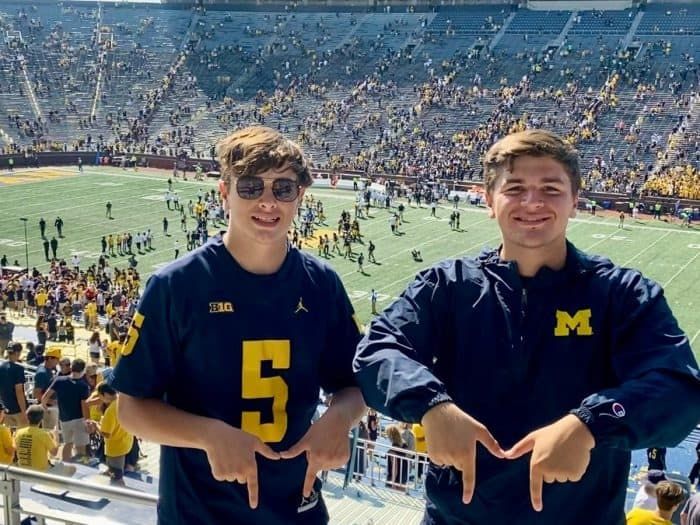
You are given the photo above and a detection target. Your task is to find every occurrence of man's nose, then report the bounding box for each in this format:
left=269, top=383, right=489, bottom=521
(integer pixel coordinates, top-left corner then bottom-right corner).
left=258, top=182, right=278, bottom=205
left=521, top=189, right=543, bottom=206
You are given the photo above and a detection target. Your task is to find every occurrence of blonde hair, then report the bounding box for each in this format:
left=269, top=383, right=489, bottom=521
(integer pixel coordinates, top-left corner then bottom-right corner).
left=217, top=126, right=312, bottom=188
left=482, top=129, right=581, bottom=194
left=385, top=424, right=404, bottom=448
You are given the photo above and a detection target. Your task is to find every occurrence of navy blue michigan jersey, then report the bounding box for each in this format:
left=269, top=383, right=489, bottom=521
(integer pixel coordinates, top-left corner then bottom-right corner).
left=354, top=241, right=700, bottom=525
left=112, top=237, right=362, bottom=525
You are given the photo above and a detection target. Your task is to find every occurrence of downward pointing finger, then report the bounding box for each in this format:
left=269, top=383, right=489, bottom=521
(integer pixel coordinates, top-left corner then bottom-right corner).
left=303, top=461, right=318, bottom=498
left=247, top=470, right=259, bottom=509
left=461, top=450, right=476, bottom=504
left=530, top=464, right=543, bottom=512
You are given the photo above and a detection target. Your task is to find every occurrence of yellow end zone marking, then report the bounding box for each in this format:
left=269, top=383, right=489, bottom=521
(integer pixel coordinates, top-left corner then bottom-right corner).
left=0, top=169, right=76, bottom=185
left=295, top=228, right=335, bottom=249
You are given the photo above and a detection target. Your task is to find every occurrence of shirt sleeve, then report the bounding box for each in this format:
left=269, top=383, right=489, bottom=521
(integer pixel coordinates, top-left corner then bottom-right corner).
left=42, top=431, right=56, bottom=451
left=51, top=378, right=64, bottom=395
left=12, top=365, right=24, bottom=386
left=112, top=274, right=178, bottom=399
left=34, top=371, right=50, bottom=391
left=80, top=383, right=90, bottom=401
left=353, top=266, right=453, bottom=423
left=319, top=272, right=362, bottom=394
left=571, top=271, right=700, bottom=449
left=0, top=427, right=13, bottom=453
left=100, top=405, right=116, bottom=435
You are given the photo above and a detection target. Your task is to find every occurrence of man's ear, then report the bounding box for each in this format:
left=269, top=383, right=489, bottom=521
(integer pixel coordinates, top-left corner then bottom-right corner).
left=570, top=194, right=579, bottom=219
left=485, top=191, right=495, bottom=219
left=218, top=180, right=230, bottom=212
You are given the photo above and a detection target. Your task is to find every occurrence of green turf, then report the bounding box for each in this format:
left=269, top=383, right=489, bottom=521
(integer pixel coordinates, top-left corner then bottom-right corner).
left=1, top=166, right=699, bottom=359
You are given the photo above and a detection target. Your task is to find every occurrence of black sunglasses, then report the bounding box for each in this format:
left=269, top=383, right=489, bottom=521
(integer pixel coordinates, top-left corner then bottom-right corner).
left=235, top=176, right=300, bottom=202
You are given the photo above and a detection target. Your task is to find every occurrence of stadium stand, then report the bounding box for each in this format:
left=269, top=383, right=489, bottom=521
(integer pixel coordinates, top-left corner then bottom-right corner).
left=1, top=1, right=697, bottom=201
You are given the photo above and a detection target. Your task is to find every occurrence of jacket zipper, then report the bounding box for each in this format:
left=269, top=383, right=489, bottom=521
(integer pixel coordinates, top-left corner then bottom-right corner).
left=520, top=288, right=528, bottom=346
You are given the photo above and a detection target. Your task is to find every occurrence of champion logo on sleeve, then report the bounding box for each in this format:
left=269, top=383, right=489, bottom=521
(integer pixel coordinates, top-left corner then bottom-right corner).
left=611, top=402, right=626, bottom=418
left=600, top=402, right=626, bottom=419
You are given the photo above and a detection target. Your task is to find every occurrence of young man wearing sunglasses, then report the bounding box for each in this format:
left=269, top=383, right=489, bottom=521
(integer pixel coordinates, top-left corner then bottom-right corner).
left=112, top=126, right=365, bottom=525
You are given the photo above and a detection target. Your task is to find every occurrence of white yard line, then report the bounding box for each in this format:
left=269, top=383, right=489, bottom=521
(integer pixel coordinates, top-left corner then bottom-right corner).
left=689, top=328, right=700, bottom=348
left=663, top=250, right=700, bottom=288
left=621, top=230, right=673, bottom=267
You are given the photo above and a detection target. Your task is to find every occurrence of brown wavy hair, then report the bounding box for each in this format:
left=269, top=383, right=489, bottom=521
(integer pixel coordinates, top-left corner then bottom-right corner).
left=217, top=126, right=312, bottom=188
left=483, top=129, right=581, bottom=195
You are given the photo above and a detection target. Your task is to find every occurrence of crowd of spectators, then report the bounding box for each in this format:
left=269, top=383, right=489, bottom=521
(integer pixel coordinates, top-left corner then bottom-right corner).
left=1, top=3, right=699, bottom=202
left=0, top=258, right=139, bottom=355
left=0, top=254, right=143, bottom=485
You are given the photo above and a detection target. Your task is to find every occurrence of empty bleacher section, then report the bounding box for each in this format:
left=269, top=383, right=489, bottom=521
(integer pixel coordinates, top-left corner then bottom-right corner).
left=0, top=2, right=698, bottom=198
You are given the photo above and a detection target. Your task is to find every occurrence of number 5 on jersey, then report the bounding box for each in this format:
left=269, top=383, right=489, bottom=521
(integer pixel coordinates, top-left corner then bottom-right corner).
left=122, top=312, right=145, bottom=357
left=241, top=340, right=290, bottom=443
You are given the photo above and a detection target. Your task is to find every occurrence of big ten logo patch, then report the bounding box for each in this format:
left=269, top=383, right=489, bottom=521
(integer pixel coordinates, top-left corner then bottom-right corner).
left=209, top=302, right=234, bottom=313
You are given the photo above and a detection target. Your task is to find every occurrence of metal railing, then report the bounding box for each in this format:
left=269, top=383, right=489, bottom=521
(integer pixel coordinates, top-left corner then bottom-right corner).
left=0, top=465, right=157, bottom=525
left=22, top=364, right=36, bottom=403
left=346, top=435, right=429, bottom=496
left=0, top=425, right=696, bottom=524
left=0, top=434, right=426, bottom=525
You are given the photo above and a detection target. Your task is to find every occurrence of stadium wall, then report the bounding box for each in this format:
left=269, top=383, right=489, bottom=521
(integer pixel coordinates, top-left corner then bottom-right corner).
left=163, top=0, right=514, bottom=9
left=527, top=1, right=633, bottom=10
left=2, top=153, right=699, bottom=212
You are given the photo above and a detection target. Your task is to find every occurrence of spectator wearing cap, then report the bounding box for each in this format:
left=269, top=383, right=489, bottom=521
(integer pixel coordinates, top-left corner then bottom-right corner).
left=41, top=358, right=90, bottom=461
left=0, top=314, right=14, bottom=352
left=0, top=402, right=15, bottom=464
left=84, top=364, right=102, bottom=394
left=0, top=342, right=28, bottom=428
left=34, top=346, right=61, bottom=432
left=633, top=470, right=668, bottom=511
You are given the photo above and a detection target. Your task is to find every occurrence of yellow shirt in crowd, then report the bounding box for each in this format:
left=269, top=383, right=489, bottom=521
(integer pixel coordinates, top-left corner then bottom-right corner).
left=86, top=391, right=104, bottom=422
left=14, top=426, right=56, bottom=471
left=84, top=302, right=97, bottom=318
left=35, top=291, right=48, bottom=308
left=100, top=401, right=133, bottom=457
left=0, top=424, right=14, bottom=464
left=107, top=341, right=122, bottom=366
left=412, top=423, right=427, bottom=454
left=625, top=508, right=672, bottom=525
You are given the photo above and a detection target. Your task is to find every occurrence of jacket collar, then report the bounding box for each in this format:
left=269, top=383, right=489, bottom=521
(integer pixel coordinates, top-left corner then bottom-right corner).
left=477, top=240, right=593, bottom=290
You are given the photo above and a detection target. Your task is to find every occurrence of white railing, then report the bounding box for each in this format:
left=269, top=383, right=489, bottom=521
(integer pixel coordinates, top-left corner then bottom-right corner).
left=348, top=436, right=429, bottom=496
left=1, top=424, right=696, bottom=524
left=0, top=465, right=157, bottom=525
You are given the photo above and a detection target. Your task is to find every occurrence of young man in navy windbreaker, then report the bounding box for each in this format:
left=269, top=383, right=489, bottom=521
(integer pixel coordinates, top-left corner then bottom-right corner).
left=353, top=129, right=700, bottom=525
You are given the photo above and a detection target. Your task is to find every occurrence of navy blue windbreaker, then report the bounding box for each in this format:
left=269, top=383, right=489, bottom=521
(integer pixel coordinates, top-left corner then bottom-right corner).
left=353, top=241, right=700, bottom=525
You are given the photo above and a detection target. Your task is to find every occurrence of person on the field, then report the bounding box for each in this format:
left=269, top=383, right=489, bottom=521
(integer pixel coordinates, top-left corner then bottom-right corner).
left=113, top=126, right=365, bottom=524
left=353, top=129, right=700, bottom=525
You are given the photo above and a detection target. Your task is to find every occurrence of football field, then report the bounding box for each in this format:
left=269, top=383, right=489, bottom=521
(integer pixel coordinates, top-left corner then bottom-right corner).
left=0, top=166, right=698, bottom=360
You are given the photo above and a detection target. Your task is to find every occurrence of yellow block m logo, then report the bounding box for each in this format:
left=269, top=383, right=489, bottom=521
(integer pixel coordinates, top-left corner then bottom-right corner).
left=554, top=309, right=593, bottom=336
